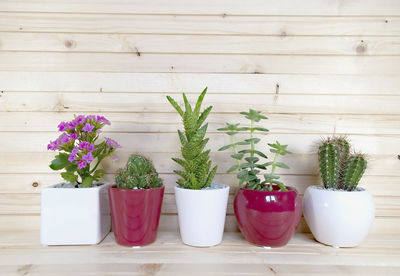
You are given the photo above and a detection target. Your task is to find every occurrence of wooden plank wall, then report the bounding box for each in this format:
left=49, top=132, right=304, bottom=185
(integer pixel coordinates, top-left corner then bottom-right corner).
left=0, top=0, right=399, bottom=233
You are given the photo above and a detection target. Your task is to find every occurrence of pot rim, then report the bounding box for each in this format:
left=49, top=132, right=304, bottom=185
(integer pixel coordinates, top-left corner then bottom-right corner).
left=238, top=185, right=298, bottom=194
left=109, top=184, right=165, bottom=191
left=174, top=183, right=229, bottom=192
left=45, top=182, right=109, bottom=190
left=307, top=185, right=367, bottom=193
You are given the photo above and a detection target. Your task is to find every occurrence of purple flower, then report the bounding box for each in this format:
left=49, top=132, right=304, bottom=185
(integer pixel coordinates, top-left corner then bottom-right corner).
left=68, top=121, right=77, bottom=130
left=47, top=140, right=58, bottom=151
left=79, top=141, right=89, bottom=149
left=105, top=137, right=121, bottom=148
left=82, top=152, right=94, bottom=164
left=70, top=132, right=79, bottom=140
left=58, top=122, right=68, bottom=132
left=96, top=116, right=111, bottom=125
left=58, top=133, right=70, bottom=144
left=87, top=143, right=95, bottom=152
left=78, top=160, right=87, bottom=169
left=68, top=154, right=75, bottom=162
left=74, top=115, right=86, bottom=125
left=71, top=147, right=79, bottom=155
left=82, top=123, right=94, bottom=132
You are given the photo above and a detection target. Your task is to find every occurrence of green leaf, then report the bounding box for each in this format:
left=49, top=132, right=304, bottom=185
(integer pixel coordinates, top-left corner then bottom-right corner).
left=194, top=87, right=207, bottom=116
left=166, top=96, right=184, bottom=117
left=93, top=169, right=105, bottom=181
left=264, top=174, right=280, bottom=180
left=61, top=171, right=78, bottom=183
left=253, top=127, right=269, bottom=132
left=218, top=144, right=233, bottom=151
left=49, top=153, right=70, bottom=170
left=275, top=162, right=290, bottom=169
left=244, top=138, right=261, bottom=144
left=245, top=156, right=259, bottom=163
left=231, top=153, right=244, bottom=160
left=239, top=149, right=268, bottom=159
left=81, top=176, right=94, bottom=188
left=227, top=165, right=239, bottom=173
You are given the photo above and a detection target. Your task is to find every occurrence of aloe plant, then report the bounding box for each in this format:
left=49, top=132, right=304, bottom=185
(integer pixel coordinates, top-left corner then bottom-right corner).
left=218, top=109, right=291, bottom=191
left=318, top=137, right=367, bottom=191
left=115, top=154, right=162, bottom=189
left=167, top=88, right=217, bottom=189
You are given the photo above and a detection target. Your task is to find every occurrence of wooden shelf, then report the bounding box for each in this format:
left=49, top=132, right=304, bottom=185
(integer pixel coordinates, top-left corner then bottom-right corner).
left=0, top=231, right=399, bottom=275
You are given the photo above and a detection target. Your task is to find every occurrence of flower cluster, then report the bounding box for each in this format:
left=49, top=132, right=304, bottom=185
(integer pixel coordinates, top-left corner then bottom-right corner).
left=47, top=115, right=121, bottom=187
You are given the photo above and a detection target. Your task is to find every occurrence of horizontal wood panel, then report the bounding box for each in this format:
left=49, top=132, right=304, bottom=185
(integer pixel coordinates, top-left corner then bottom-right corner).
left=1, top=263, right=399, bottom=276
left=2, top=72, right=400, bottom=94
left=0, top=215, right=398, bottom=234
left=1, top=174, right=398, bottom=197
left=2, top=33, right=400, bottom=56
left=1, top=52, right=400, bottom=74
left=2, top=92, right=400, bottom=114
left=1, top=112, right=399, bottom=135
left=1, top=13, right=399, bottom=36
left=0, top=193, right=397, bottom=217
left=0, top=133, right=397, bottom=155
left=0, top=152, right=398, bottom=177
left=1, top=0, right=400, bottom=16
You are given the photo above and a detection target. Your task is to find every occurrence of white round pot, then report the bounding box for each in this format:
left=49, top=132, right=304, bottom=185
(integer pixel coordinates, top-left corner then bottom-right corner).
left=303, top=185, right=375, bottom=248
left=175, top=183, right=230, bottom=247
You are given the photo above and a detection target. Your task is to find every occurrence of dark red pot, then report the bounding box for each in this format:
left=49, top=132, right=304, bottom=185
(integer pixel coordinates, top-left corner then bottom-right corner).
left=108, top=185, right=164, bottom=246
left=234, top=186, right=302, bottom=247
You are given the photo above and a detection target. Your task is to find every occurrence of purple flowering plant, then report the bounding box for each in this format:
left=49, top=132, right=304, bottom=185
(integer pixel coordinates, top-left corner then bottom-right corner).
left=47, top=115, right=121, bottom=188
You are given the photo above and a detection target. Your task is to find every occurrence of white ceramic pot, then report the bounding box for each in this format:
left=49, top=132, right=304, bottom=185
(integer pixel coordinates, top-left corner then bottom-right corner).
left=175, top=183, right=230, bottom=247
left=303, top=185, right=375, bottom=248
left=41, top=182, right=111, bottom=245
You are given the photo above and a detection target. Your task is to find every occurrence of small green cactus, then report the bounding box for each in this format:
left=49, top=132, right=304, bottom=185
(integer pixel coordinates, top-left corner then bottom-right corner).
left=115, top=154, right=162, bottom=189
left=318, top=137, right=367, bottom=191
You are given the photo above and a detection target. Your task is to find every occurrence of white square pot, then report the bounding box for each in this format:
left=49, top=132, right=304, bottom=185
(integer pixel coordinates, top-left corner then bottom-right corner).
left=41, top=183, right=111, bottom=245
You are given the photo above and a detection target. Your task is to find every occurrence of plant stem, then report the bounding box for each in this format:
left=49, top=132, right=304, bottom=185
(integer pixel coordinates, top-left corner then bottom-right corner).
left=250, top=119, right=255, bottom=157
left=231, top=135, right=241, bottom=170
left=270, top=151, right=279, bottom=176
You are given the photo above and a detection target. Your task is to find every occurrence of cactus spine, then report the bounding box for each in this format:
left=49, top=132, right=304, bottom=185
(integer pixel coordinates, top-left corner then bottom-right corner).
left=318, top=137, right=367, bottom=191
left=115, top=154, right=162, bottom=189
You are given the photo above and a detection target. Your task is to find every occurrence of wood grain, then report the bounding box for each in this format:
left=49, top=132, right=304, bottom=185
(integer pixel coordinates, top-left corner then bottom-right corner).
left=1, top=13, right=399, bottom=36
left=1, top=0, right=400, bottom=16
left=1, top=33, right=400, bottom=56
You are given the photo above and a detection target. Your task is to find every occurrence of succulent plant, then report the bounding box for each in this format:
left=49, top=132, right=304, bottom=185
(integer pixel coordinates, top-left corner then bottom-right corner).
left=218, top=109, right=291, bottom=191
left=166, top=87, right=217, bottom=190
left=318, top=137, right=367, bottom=191
left=115, top=154, right=162, bottom=189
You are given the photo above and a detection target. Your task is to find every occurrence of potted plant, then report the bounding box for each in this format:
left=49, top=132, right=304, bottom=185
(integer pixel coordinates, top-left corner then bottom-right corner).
left=218, top=109, right=302, bottom=247
left=42, top=115, right=121, bottom=245
left=166, top=88, right=230, bottom=247
left=303, top=137, right=375, bottom=248
left=109, top=154, right=164, bottom=247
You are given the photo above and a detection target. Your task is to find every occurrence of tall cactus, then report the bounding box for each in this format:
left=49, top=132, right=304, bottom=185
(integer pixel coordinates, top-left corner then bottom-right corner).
left=318, top=137, right=367, bottom=191
left=318, top=141, right=340, bottom=189
left=343, top=154, right=367, bottom=191
left=115, top=154, right=162, bottom=189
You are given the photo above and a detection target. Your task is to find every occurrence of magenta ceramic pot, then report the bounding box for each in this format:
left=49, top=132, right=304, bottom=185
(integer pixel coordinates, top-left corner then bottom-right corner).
left=109, top=185, right=164, bottom=247
left=234, top=186, right=302, bottom=247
